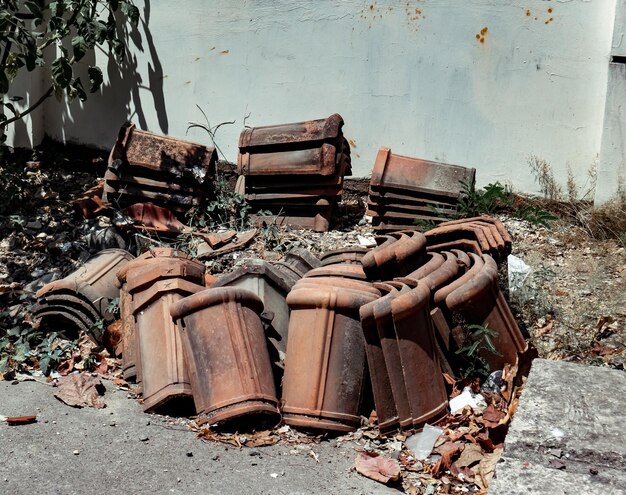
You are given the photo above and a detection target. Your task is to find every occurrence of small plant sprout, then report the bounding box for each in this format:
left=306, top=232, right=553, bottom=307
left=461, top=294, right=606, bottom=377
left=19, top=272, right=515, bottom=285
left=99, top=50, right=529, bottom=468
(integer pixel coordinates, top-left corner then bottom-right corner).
left=455, top=323, right=502, bottom=379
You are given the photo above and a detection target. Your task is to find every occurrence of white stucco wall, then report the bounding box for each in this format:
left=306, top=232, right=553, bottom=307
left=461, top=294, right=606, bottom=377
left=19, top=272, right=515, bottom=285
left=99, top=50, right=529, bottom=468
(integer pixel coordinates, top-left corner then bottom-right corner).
left=597, top=0, right=626, bottom=204
left=10, top=0, right=620, bottom=199
left=597, top=63, right=626, bottom=204
left=4, top=69, right=44, bottom=149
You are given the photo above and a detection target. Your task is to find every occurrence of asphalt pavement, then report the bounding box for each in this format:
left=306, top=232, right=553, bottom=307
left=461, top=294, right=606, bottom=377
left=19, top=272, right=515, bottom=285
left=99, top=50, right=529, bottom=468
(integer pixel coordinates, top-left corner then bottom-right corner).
left=0, top=378, right=398, bottom=495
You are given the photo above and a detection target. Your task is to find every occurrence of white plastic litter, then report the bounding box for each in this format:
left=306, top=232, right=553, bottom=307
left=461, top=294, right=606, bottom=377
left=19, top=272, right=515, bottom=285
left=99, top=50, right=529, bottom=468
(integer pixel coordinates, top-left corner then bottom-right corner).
left=507, top=254, right=531, bottom=295
left=357, top=235, right=377, bottom=248
left=405, top=424, right=444, bottom=460
left=449, top=386, right=488, bottom=414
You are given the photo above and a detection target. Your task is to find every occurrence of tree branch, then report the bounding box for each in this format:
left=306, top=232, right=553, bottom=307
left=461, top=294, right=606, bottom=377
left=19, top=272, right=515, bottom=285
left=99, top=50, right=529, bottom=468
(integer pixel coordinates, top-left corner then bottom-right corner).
left=1, top=85, right=53, bottom=127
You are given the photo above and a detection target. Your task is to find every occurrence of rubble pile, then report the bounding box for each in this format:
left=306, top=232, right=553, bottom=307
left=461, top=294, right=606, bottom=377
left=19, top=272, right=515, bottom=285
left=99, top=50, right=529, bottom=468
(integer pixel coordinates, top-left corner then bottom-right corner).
left=4, top=119, right=539, bottom=493
left=32, top=217, right=526, bottom=430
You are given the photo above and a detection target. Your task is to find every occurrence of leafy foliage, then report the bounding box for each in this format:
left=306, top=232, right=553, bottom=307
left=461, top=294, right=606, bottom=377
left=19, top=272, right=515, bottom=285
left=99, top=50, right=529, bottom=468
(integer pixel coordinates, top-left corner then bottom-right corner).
left=186, top=173, right=251, bottom=231
left=455, top=324, right=502, bottom=379
left=514, top=204, right=558, bottom=228
left=456, top=177, right=557, bottom=228
left=0, top=153, right=27, bottom=213
left=457, top=178, right=512, bottom=217
left=0, top=0, right=139, bottom=138
left=185, top=106, right=250, bottom=230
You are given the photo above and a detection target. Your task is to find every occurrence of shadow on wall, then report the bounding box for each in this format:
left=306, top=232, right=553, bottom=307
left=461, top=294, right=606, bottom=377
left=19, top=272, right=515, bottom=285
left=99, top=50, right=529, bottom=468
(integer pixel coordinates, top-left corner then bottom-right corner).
left=45, top=0, right=168, bottom=150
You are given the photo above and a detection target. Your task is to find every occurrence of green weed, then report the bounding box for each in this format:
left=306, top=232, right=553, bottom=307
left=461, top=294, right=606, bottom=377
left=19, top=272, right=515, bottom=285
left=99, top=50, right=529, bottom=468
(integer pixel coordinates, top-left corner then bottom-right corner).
left=455, top=324, right=502, bottom=379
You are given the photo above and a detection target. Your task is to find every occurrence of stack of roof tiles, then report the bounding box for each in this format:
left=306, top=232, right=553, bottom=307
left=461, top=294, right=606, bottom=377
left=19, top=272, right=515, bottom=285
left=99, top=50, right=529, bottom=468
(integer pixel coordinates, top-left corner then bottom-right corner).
left=33, top=249, right=135, bottom=344
left=281, top=247, right=379, bottom=432
left=236, top=114, right=351, bottom=232
left=103, top=122, right=217, bottom=214
left=425, top=216, right=513, bottom=263
left=367, top=147, right=475, bottom=233
left=354, top=224, right=526, bottom=434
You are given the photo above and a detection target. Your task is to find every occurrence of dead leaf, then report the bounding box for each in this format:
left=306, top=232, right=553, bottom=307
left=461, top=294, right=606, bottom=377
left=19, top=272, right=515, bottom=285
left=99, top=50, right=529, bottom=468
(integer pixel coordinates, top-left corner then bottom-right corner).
left=482, top=404, right=507, bottom=428
left=112, top=377, right=128, bottom=387
left=363, top=430, right=379, bottom=439
left=94, top=359, right=108, bottom=375
left=354, top=452, right=401, bottom=484
left=56, top=355, right=78, bottom=376
left=548, top=459, right=566, bottom=470
left=535, top=319, right=554, bottom=337
left=407, top=484, right=420, bottom=495
left=433, top=441, right=464, bottom=473
left=54, top=374, right=106, bottom=409
left=77, top=334, right=97, bottom=360
left=0, top=282, right=21, bottom=294
left=454, top=443, right=484, bottom=469
left=475, top=431, right=498, bottom=452
left=500, top=363, right=518, bottom=403
left=243, top=430, right=280, bottom=447
left=368, top=409, right=378, bottom=425
left=508, top=396, right=519, bottom=417
left=103, top=320, right=123, bottom=354
left=474, top=448, right=503, bottom=489
left=442, top=373, right=456, bottom=386
left=450, top=463, right=475, bottom=482
left=197, top=429, right=241, bottom=447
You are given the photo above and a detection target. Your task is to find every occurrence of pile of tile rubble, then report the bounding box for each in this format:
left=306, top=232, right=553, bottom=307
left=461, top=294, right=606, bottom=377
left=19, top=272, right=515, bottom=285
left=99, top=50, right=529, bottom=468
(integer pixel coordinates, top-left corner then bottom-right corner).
left=34, top=115, right=528, bottom=434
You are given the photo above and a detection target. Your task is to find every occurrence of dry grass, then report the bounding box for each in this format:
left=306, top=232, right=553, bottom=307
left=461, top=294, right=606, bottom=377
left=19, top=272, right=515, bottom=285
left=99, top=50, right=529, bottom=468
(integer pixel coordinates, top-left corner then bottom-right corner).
left=526, top=156, right=626, bottom=247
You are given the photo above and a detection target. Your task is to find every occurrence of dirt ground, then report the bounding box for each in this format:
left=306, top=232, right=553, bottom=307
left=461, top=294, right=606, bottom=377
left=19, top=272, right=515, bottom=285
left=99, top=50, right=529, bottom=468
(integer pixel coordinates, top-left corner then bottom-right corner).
left=506, top=216, right=626, bottom=368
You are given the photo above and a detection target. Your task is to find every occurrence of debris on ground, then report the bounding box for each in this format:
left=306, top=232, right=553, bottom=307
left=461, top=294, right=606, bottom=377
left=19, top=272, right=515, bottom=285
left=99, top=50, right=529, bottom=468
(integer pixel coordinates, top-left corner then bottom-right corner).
left=53, top=373, right=106, bottom=409
left=354, top=452, right=402, bottom=484
left=1, top=124, right=624, bottom=494
left=1, top=415, right=37, bottom=425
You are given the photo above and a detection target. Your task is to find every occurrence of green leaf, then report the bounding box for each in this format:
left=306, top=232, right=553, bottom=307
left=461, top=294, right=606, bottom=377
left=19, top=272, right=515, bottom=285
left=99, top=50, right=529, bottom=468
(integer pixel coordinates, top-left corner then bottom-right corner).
left=51, top=56, right=72, bottom=88
left=483, top=334, right=502, bottom=356
left=0, top=70, right=8, bottom=94
left=49, top=2, right=63, bottom=16
left=38, top=355, right=50, bottom=375
left=110, top=38, right=125, bottom=62
left=7, top=326, right=21, bottom=337
left=24, top=1, right=43, bottom=19
left=87, top=66, right=103, bottom=92
left=467, top=340, right=480, bottom=357
left=0, top=355, right=9, bottom=373
left=4, top=102, right=17, bottom=116
left=13, top=342, right=30, bottom=362
left=68, top=77, right=87, bottom=101
left=72, top=35, right=88, bottom=61
left=93, top=20, right=108, bottom=43
left=121, top=2, right=140, bottom=26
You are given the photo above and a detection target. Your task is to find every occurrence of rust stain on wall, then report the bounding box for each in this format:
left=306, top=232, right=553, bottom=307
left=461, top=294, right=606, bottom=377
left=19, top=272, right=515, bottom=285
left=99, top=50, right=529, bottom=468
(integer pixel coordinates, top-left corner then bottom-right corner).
left=360, top=2, right=384, bottom=27
left=476, top=26, right=488, bottom=44
left=360, top=1, right=423, bottom=31
left=524, top=7, right=555, bottom=25
left=404, top=0, right=423, bottom=31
